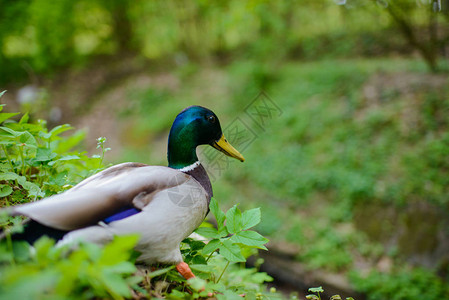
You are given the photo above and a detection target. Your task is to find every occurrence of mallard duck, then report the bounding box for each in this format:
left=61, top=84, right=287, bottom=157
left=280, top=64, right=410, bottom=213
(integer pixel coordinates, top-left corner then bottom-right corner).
left=4, top=105, right=244, bottom=279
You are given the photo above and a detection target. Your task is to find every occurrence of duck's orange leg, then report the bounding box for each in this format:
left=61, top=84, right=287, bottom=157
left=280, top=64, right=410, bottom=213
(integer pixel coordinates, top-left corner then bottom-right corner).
left=176, top=262, right=195, bottom=279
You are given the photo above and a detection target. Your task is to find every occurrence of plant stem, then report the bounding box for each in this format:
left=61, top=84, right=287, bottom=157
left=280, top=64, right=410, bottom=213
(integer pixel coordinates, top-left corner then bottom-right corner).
left=2, top=145, right=14, bottom=172
left=216, top=261, right=230, bottom=283
left=206, top=251, right=215, bottom=262
left=19, top=145, right=25, bottom=175
left=5, top=232, right=15, bottom=266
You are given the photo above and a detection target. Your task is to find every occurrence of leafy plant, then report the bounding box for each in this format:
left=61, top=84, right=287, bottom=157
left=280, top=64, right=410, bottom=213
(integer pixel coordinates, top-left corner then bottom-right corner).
left=0, top=104, right=106, bottom=210
left=0, top=235, right=142, bottom=300
left=196, top=198, right=268, bottom=263
left=350, top=268, right=449, bottom=300
left=136, top=199, right=273, bottom=299
left=305, top=286, right=354, bottom=300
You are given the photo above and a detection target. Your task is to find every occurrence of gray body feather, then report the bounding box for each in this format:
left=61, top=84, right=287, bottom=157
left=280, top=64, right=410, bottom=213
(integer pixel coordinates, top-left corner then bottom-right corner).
left=11, top=162, right=210, bottom=264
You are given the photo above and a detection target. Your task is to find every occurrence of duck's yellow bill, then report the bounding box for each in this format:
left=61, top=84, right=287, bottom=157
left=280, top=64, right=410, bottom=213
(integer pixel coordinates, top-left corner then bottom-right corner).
left=212, top=135, right=245, bottom=162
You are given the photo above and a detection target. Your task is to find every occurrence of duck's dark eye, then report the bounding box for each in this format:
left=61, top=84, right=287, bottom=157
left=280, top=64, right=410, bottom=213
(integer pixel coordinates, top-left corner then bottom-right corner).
left=207, top=115, right=216, bottom=123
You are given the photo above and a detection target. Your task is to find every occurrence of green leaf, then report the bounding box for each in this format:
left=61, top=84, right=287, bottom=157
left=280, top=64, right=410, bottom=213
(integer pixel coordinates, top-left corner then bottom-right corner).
left=230, top=230, right=268, bottom=249
left=241, top=208, right=261, bottom=230
left=189, top=264, right=215, bottom=273
left=102, top=272, right=131, bottom=298
left=16, top=175, right=43, bottom=197
left=0, top=112, right=20, bottom=124
left=0, top=90, right=6, bottom=98
left=0, top=172, right=20, bottom=181
left=202, top=239, right=221, bottom=255
left=187, top=277, right=207, bottom=291
left=35, top=148, right=57, bottom=162
left=99, top=235, right=139, bottom=265
left=105, top=261, right=136, bottom=274
left=147, top=266, right=175, bottom=278
left=188, top=240, right=206, bottom=251
left=0, top=126, right=21, bottom=137
left=47, top=155, right=80, bottom=166
left=309, top=286, right=324, bottom=293
left=195, top=227, right=220, bottom=239
left=168, top=289, right=186, bottom=298
left=54, top=130, right=85, bottom=153
left=0, top=184, right=13, bottom=197
left=210, top=197, right=226, bottom=230
left=19, top=131, right=37, bottom=147
left=19, top=112, right=29, bottom=124
left=219, top=239, right=245, bottom=262
left=48, top=124, right=73, bottom=138
left=225, top=205, right=242, bottom=234
left=216, top=290, right=243, bottom=300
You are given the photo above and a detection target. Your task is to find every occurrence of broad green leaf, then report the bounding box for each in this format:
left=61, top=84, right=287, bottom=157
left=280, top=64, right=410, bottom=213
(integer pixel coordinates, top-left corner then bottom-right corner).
left=168, top=290, right=186, bottom=298
left=202, top=239, right=221, bottom=255
left=102, top=272, right=131, bottom=297
left=57, top=154, right=80, bottom=161
left=0, top=172, right=20, bottom=181
left=0, top=126, right=20, bottom=137
left=104, top=261, right=136, bottom=274
left=210, top=197, right=225, bottom=229
left=241, top=208, right=261, bottom=230
left=16, top=175, right=43, bottom=197
left=219, top=239, right=245, bottom=262
left=230, top=230, right=268, bottom=249
left=0, top=184, right=13, bottom=197
left=189, top=264, right=215, bottom=273
left=216, top=290, right=243, bottom=300
left=47, top=155, right=80, bottom=166
left=0, top=90, right=6, bottom=98
left=48, top=124, right=73, bottom=139
left=187, top=277, right=207, bottom=291
left=188, top=240, right=206, bottom=251
left=225, top=205, right=242, bottom=234
left=0, top=163, right=10, bottom=171
left=195, top=227, right=220, bottom=239
left=19, top=112, right=29, bottom=124
left=54, top=130, right=85, bottom=153
left=19, top=131, right=37, bottom=147
left=0, top=112, right=20, bottom=124
left=309, top=286, right=324, bottom=293
left=147, top=266, right=174, bottom=278
left=35, top=148, right=57, bottom=162
left=100, top=235, right=139, bottom=264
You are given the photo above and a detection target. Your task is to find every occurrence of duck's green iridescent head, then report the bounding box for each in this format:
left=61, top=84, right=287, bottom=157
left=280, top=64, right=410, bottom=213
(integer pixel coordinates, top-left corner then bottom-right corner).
left=168, top=106, right=244, bottom=169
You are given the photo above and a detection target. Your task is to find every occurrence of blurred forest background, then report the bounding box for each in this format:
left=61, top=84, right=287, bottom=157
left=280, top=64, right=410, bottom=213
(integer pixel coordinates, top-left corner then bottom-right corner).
left=1, top=0, right=449, bottom=299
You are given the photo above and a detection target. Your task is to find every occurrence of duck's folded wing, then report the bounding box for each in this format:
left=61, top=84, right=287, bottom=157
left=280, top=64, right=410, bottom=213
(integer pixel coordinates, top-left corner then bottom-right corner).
left=10, top=163, right=191, bottom=231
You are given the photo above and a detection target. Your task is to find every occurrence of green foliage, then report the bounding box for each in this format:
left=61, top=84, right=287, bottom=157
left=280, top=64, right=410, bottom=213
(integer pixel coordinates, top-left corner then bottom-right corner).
left=0, top=105, right=106, bottom=209
left=0, top=235, right=142, bottom=300
left=305, top=286, right=355, bottom=300
left=1, top=0, right=448, bottom=83
left=196, top=199, right=268, bottom=263
left=350, top=268, right=449, bottom=300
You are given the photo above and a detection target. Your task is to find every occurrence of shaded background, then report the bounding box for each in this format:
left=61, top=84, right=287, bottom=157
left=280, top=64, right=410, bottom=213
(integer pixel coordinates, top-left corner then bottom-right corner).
left=1, top=0, right=449, bottom=299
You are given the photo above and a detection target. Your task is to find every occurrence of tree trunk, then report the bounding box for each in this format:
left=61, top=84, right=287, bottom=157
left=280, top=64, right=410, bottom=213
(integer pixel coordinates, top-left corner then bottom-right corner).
left=386, top=3, right=439, bottom=72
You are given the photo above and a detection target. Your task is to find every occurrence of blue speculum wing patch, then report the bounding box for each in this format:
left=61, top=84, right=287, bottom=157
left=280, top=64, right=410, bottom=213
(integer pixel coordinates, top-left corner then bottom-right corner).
left=103, top=206, right=141, bottom=223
